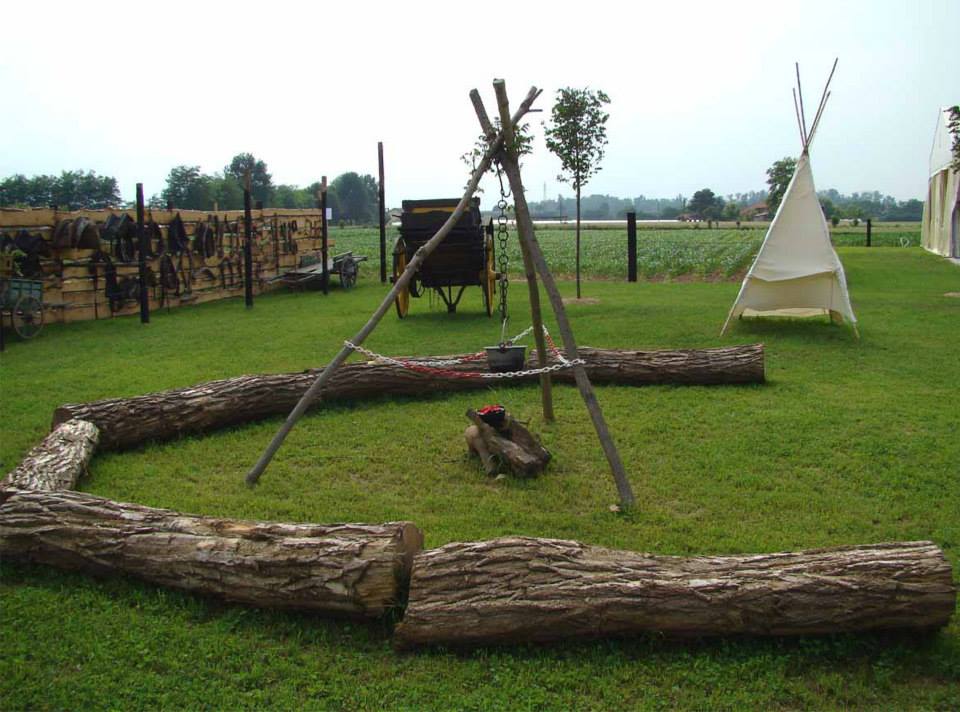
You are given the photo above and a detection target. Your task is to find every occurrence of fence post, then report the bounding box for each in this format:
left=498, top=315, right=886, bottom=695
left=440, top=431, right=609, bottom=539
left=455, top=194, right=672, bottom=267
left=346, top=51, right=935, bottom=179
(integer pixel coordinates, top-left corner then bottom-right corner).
left=136, top=183, right=150, bottom=324
left=866, top=218, right=872, bottom=247
left=243, top=172, right=254, bottom=308
left=320, top=177, right=329, bottom=296
left=627, top=212, right=637, bottom=282
left=378, top=142, right=387, bottom=283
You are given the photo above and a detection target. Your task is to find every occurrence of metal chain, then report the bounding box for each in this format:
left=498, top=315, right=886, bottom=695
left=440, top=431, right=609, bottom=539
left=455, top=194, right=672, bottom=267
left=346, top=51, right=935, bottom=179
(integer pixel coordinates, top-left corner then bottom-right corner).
left=342, top=325, right=585, bottom=381
left=495, top=167, right=511, bottom=343
left=344, top=340, right=583, bottom=380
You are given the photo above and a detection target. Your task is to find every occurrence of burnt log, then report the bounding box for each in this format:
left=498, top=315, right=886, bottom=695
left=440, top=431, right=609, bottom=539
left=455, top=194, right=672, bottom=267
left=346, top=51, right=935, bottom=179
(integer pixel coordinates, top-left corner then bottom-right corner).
left=2, top=419, right=99, bottom=491
left=394, top=537, right=956, bottom=648
left=465, top=409, right=550, bottom=477
left=53, top=345, right=764, bottom=450
left=0, top=488, right=423, bottom=617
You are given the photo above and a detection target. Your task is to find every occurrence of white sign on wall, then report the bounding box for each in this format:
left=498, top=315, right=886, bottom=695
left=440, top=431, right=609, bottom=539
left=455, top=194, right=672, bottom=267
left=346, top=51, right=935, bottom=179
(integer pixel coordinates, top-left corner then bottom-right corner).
left=326, top=208, right=333, bottom=220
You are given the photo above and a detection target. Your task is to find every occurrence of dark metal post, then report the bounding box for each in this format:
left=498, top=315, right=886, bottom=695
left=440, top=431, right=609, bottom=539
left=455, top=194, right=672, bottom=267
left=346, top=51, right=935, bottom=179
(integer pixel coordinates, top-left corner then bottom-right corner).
left=626, top=211, right=637, bottom=282
left=320, top=176, right=329, bottom=296
left=866, top=218, right=872, bottom=247
left=243, top=172, right=254, bottom=308
left=378, top=142, right=387, bottom=282
left=166, top=199, right=173, bottom=211
left=136, top=183, right=150, bottom=324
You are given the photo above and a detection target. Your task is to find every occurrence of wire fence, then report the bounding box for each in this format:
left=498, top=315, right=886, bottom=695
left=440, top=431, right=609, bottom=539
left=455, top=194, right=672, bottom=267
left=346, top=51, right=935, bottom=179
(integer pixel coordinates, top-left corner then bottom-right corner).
left=329, top=225, right=922, bottom=281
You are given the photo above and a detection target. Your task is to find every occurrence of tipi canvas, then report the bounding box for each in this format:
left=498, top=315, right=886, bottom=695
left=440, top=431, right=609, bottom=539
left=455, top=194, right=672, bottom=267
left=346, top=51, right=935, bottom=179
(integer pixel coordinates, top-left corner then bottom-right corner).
left=920, top=107, right=959, bottom=258
left=722, top=61, right=857, bottom=336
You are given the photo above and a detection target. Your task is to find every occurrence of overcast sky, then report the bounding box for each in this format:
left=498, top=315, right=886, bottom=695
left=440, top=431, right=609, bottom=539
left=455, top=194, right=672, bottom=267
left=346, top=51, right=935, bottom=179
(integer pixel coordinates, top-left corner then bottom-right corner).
left=1, top=0, right=956, bottom=207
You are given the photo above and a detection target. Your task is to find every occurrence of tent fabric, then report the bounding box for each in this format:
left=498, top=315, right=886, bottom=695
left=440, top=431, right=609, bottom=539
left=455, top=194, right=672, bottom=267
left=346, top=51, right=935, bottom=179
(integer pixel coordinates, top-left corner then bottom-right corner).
left=722, top=152, right=857, bottom=334
left=921, top=108, right=960, bottom=258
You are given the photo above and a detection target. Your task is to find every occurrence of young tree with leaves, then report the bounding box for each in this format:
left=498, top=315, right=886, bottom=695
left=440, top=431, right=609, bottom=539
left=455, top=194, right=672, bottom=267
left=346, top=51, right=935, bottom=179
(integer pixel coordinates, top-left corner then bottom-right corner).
left=544, top=87, right=610, bottom=298
left=766, top=157, right=797, bottom=215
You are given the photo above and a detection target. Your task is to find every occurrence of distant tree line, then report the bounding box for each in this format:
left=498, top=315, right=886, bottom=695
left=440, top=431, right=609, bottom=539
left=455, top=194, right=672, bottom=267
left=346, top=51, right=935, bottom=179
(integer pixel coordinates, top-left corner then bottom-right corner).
left=0, top=154, right=383, bottom=224
left=527, top=182, right=923, bottom=222
left=151, top=153, right=382, bottom=223
left=0, top=171, right=121, bottom=209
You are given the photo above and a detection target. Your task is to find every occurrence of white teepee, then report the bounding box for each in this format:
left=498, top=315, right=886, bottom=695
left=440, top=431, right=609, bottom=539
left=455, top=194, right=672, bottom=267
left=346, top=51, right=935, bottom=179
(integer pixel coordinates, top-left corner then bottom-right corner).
left=722, top=61, right=857, bottom=336
left=920, top=107, right=959, bottom=258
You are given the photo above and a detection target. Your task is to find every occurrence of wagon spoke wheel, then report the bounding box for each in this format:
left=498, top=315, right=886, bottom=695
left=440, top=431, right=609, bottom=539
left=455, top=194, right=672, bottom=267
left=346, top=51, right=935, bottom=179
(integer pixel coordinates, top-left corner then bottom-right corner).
left=393, top=239, right=410, bottom=319
left=12, top=295, right=43, bottom=339
left=483, top=235, right=495, bottom=317
left=340, top=257, right=358, bottom=290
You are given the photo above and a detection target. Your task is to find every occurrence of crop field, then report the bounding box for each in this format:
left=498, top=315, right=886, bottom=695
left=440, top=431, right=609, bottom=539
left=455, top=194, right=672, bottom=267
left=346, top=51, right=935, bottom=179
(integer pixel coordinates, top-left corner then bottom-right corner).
left=1, top=245, right=957, bottom=710
left=331, top=223, right=921, bottom=281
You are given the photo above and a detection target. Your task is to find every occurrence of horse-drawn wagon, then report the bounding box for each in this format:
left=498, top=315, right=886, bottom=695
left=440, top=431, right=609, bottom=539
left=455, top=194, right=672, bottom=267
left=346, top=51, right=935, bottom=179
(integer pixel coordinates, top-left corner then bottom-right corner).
left=391, top=198, right=495, bottom=318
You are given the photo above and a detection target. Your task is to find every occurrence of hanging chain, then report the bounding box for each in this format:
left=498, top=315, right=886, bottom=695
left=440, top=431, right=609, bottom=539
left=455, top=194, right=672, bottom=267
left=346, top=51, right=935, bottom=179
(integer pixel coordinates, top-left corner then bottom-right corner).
left=496, top=166, right=511, bottom=344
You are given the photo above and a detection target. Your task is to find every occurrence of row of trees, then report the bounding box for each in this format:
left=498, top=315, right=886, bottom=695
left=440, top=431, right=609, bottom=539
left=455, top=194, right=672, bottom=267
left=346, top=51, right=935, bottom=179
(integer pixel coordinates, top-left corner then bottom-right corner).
left=0, top=155, right=383, bottom=223
left=153, top=154, right=381, bottom=222
left=0, top=171, right=121, bottom=210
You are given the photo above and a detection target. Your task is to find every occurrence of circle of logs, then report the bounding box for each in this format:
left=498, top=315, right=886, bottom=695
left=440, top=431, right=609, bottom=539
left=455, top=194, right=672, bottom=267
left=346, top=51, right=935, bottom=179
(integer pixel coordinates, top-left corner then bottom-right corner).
left=1, top=345, right=955, bottom=649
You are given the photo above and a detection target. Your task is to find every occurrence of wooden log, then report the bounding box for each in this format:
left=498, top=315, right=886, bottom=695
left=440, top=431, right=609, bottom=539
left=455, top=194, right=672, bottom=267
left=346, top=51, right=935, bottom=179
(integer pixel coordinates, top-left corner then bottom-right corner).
left=1, top=420, right=99, bottom=491
left=394, top=537, right=957, bottom=648
left=465, top=409, right=550, bottom=477
left=0, top=488, right=423, bottom=618
left=52, top=345, right=765, bottom=451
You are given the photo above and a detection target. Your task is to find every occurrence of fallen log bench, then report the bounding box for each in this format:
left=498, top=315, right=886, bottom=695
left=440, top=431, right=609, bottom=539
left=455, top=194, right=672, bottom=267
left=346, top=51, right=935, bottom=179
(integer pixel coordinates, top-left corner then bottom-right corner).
left=1, top=419, right=99, bottom=492
left=52, top=344, right=765, bottom=450
left=394, top=536, right=956, bottom=648
left=0, top=488, right=423, bottom=618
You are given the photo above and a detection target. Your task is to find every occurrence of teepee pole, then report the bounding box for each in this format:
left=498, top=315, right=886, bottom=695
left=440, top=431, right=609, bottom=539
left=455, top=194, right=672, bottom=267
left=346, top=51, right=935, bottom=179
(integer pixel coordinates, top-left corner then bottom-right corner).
left=795, top=62, right=808, bottom=147
left=792, top=89, right=806, bottom=147
left=244, top=86, right=542, bottom=487
left=482, top=79, right=636, bottom=508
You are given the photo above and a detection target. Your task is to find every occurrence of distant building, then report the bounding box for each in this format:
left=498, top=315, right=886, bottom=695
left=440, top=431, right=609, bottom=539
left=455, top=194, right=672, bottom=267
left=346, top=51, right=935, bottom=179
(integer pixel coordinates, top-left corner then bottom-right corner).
left=741, top=201, right=769, bottom=221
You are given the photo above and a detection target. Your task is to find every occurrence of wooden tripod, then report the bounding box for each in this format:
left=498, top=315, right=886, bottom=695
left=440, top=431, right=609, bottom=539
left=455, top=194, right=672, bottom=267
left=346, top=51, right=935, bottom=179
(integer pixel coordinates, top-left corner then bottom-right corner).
left=245, top=81, right=635, bottom=508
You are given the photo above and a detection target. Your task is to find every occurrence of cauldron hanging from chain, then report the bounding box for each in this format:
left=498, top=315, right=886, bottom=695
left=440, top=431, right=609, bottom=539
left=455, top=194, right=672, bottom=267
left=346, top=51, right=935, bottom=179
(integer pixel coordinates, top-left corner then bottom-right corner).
left=485, top=165, right=527, bottom=373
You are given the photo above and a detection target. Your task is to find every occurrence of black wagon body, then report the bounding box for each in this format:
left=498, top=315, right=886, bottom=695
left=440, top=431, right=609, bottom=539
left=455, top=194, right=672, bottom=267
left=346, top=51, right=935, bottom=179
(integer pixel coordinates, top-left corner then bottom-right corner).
left=392, top=198, right=494, bottom=317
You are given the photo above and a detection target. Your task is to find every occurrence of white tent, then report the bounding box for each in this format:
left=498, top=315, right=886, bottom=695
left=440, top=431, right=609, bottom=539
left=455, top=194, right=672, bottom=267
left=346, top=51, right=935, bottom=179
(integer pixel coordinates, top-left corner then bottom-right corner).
left=920, top=107, right=959, bottom=258
left=722, top=61, right=858, bottom=336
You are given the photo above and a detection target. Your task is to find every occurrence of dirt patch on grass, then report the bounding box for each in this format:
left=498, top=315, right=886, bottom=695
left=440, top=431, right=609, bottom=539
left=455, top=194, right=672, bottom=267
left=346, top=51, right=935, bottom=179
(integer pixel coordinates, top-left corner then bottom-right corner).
left=562, top=297, right=601, bottom=305
left=944, top=292, right=960, bottom=298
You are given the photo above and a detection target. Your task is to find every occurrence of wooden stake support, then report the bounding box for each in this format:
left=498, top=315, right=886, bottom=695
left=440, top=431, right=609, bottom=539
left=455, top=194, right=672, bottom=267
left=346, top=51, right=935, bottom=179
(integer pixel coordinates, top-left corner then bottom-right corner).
left=244, top=86, right=543, bottom=487
left=480, top=79, right=635, bottom=507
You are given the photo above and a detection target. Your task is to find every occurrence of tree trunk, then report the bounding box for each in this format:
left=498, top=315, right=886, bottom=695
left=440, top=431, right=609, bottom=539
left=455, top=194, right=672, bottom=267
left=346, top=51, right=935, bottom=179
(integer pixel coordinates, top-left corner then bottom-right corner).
left=2, top=419, right=99, bottom=492
left=52, top=345, right=764, bottom=451
left=576, top=183, right=581, bottom=299
left=394, top=537, right=956, bottom=648
left=0, top=488, right=423, bottom=618
left=465, top=409, right=550, bottom=477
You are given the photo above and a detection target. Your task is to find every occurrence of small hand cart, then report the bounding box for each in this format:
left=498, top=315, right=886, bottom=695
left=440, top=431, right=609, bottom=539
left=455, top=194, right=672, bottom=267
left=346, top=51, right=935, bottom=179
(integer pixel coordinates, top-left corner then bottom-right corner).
left=1, top=276, right=45, bottom=339
left=272, top=251, right=367, bottom=290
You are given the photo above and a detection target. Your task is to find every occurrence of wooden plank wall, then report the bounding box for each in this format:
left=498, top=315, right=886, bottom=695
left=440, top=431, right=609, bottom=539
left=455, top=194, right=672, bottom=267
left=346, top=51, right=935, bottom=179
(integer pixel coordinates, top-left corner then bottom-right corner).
left=0, top=207, right=326, bottom=323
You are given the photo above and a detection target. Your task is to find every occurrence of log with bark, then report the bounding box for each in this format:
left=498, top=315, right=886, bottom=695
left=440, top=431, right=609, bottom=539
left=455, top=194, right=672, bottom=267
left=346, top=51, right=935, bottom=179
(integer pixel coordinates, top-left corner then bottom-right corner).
left=53, top=344, right=764, bottom=450
left=465, top=409, right=550, bottom=477
left=1, top=419, right=99, bottom=491
left=393, top=537, right=956, bottom=648
left=0, top=488, right=423, bottom=617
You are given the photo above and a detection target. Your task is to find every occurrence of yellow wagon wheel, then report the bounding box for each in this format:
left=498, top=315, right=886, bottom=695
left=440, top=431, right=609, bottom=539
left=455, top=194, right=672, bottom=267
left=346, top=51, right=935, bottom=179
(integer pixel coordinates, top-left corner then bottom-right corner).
left=482, top=234, right=496, bottom=317
left=393, top=238, right=410, bottom=319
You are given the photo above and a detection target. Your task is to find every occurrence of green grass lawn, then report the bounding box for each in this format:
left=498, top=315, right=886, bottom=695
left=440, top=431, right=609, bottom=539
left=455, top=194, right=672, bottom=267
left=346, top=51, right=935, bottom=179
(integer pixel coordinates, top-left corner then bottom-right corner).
left=1, top=245, right=958, bottom=710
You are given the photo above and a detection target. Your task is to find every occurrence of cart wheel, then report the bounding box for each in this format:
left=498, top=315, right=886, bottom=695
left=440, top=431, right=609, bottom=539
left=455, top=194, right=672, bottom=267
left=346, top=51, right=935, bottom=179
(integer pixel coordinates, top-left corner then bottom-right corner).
left=483, top=235, right=496, bottom=317
left=12, top=295, right=43, bottom=339
left=340, top=257, right=358, bottom=290
left=393, top=239, right=410, bottom=319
